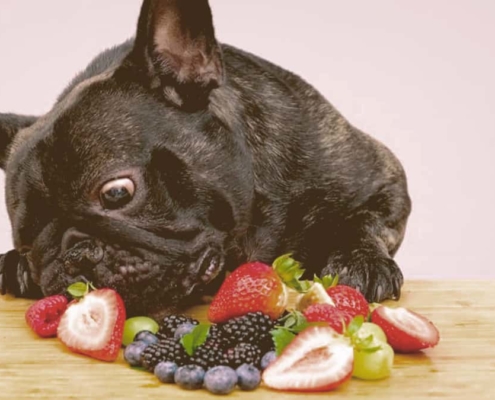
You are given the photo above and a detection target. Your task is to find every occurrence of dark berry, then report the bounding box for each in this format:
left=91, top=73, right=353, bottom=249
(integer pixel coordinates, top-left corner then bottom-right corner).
left=140, top=338, right=190, bottom=371
left=174, top=365, right=205, bottom=390
left=219, top=312, right=275, bottom=351
left=224, top=343, right=261, bottom=369
left=204, top=366, right=238, bottom=395
left=190, top=337, right=230, bottom=369
left=157, top=315, right=199, bottom=340
left=124, top=341, right=148, bottom=367
left=236, top=364, right=261, bottom=391
left=260, top=351, right=277, bottom=370
left=134, top=330, right=159, bottom=346
left=154, top=361, right=178, bottom=383
left=173, top=323, right=197, bottom=340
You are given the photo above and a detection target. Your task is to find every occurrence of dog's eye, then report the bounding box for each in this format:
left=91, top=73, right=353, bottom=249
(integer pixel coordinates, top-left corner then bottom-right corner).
left=100, top=178, right=135, bottom=209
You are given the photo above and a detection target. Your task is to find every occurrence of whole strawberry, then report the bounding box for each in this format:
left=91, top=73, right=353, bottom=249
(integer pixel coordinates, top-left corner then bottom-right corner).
left=303, top=303, right=353, bottom=334
left=208, top=254, right=309, bottom=323
left=25, top=295, right=68, bottom=338
left=57, top=283, right=126, bottom=362
left=326, top=284, right=369, bottom=319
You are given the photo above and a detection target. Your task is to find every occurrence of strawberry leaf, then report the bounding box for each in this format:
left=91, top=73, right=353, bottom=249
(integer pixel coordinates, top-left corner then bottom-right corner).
left=272, top=254, right=311, bottom=292
left=357, top=343, right=382, bottom=353
left=180, top=324, right=211, bottom=356
left=67, top=282, right=89, bottom=299
left=313, top=274, right=338, bottom=289
left=346, top=315, right=364, bottom=337
left=271, top=328, right=296, bottom=356
left=278, top=311, right=306, bottom=332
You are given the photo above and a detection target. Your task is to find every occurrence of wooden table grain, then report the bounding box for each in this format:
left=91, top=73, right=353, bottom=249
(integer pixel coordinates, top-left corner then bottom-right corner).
left=1, top=280, right=494, bottom=399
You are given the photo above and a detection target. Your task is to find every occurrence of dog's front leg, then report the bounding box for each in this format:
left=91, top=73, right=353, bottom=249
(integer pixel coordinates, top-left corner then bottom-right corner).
left=321, top=182, right=411, bottom=303
left=0, top=250, right=43, bottom=298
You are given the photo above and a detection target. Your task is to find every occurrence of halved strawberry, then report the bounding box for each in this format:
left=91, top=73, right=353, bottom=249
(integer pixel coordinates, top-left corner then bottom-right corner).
left=25, top=295, right=68, bottom=338
left=371, top=306, right=440, bottom=353
left=57, top=288, right=126, bottom=362
left=262, top=326, right=354, bottom=392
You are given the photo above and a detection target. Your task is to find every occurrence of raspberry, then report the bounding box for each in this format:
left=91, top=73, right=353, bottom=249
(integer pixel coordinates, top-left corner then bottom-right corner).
left=25, top=295, right=68, bottom=338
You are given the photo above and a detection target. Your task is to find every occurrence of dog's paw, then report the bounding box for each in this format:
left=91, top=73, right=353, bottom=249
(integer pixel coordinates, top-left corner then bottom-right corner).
left=0, top=250, right=42, bottom=299
left=322, top=249, right=404, bottom=303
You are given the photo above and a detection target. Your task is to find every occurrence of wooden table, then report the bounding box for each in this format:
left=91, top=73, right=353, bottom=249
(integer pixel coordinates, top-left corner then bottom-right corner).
left=1, top=280, right=494, bottom=399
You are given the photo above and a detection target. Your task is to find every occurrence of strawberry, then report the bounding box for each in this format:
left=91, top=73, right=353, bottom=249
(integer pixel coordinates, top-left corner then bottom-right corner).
left=262, top=326, right=353, bottom=392
left=371, top=305, right=440, bottom=353
left=25, top=295, right=68, bottom=338
left=207, top=262, right=286, bottom=323
left=207, top=254, right=308, bottom=323
left=57, top=288, right=126, bottom=362
left=326, top=284, right=369, bottom=319
left=303, top=303, right=353, bottom=334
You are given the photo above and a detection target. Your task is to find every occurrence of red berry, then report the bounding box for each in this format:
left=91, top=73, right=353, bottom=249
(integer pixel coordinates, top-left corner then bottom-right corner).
left=326, top=285, right=369, bottom=319
left=371, top=305, right=440, bottom=353
left=25, top=295, right=69, bottom=338
left=57, top=288, right=126, bottom=362
left=262, top=326, right=353, bottom=392
left=207, top=262, right=286, bottom=323
left=303, top=303, right=353, bottom=334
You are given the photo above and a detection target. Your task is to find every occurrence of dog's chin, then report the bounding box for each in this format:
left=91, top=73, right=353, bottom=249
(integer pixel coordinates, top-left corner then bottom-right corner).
left=39, top=241, right=225, bottom=317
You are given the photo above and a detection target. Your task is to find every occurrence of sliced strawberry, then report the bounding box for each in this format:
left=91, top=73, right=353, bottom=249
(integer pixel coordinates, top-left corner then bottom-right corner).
left=326, top=285, right=369, bottom=319
left=25, top=295, right=68, bottom=338
left=207, top=261, right=287, bottom=323
left=371, top=306, right=440, bottom=353
left=262, top=326, right=353, bottom=392
left=303, top=303, right=353, bottom=334
left=57, top=288, right=126, bottom=362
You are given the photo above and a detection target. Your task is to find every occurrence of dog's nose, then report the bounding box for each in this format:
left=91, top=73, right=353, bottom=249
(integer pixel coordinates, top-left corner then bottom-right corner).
left=61, top=228, right=92, bottom=254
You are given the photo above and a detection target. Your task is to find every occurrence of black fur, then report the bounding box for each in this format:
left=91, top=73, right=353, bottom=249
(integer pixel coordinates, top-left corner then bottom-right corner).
left=0, top=0, right=411, bottom=318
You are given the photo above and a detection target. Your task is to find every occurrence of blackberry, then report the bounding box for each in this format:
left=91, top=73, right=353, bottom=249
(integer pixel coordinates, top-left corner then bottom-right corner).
left=219, top=312, right=275, bottom=351
left=224, top=343, right=262, bottom=369
left=140, top=338, right=190, bottom=371
left=190, top=337, right=230, bottom=370
left=157, top=315, right=199, bottom=340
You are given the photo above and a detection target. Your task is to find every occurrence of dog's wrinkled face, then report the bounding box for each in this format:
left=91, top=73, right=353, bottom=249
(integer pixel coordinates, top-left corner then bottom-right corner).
left=2, top=0, right=254, bottom=317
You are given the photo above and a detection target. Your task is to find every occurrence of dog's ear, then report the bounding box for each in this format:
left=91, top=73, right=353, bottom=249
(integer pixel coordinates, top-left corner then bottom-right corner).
left=0, top=113, right=37, bottom=169
left=117, top=0, right=224, bottom=111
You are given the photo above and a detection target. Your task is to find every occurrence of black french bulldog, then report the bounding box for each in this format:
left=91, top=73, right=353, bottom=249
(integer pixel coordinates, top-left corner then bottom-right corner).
left=0, top=0, right=411, bottom=318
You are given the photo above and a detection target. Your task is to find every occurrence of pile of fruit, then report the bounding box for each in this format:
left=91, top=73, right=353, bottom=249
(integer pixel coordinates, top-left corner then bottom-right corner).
left=24, top=254, right=440, bottom=395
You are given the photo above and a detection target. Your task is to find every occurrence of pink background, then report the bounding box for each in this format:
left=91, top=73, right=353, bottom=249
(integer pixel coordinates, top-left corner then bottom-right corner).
left=0, top=1, right=494, bottom=279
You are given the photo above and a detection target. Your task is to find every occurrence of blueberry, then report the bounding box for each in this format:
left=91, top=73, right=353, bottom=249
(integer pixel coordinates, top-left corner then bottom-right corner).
left=173, top=323, right=197, bottom=340
left=174, top=365, right=205, bottom=390
left=236, top=364, right=261, bottom=391
left=261, top=351, right=277, bottom=370
left=134, top=330, right=159, bottom=346
left=204, top=366, right=238, bottom=395
left=124, top=341, right=148, bottom=367
left=154, top=361, right=178, bottom=383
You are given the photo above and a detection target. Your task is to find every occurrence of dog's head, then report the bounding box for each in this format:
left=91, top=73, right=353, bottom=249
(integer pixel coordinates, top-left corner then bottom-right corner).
left=0, top=0, right=254, bottom=317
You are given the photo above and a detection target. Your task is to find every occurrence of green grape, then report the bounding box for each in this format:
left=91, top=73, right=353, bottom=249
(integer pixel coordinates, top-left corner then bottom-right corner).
left=357, top=322, right=388, bottom=344
left=352, top=341, right=394, bottom=380
left=122, top=316, right=159, bottom=346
